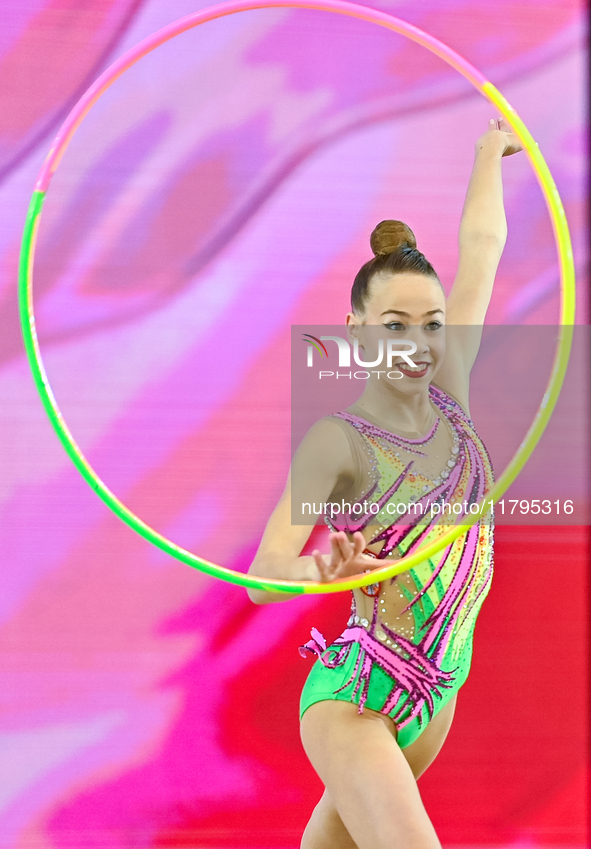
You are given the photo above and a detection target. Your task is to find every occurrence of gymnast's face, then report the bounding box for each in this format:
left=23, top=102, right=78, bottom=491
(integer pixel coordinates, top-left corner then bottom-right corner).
left=347, top=271, right=446, bottom=389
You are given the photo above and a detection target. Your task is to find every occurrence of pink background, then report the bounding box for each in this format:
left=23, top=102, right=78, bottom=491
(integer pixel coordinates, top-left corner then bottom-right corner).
left=0, top=1, right=588, bottom=846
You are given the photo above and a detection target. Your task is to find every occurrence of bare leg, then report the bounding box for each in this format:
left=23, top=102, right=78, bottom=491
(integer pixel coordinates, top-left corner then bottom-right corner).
left=301, top=789, right=359, bottom=849
left=300, top=701, right=442, bottom=849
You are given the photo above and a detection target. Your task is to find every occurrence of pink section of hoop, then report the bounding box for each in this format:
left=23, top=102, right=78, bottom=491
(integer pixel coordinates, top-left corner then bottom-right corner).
left=35, top=0, right=489, bottom=192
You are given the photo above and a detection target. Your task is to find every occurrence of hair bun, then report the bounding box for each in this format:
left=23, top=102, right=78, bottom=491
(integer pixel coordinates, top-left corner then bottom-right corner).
left=370, top=220, right=417, bottom=257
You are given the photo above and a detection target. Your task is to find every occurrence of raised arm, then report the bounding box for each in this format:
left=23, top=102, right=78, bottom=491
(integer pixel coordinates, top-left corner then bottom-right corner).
left=448, top=117, right=522, bottom=323
left=434, top=117, right=523, bottom=412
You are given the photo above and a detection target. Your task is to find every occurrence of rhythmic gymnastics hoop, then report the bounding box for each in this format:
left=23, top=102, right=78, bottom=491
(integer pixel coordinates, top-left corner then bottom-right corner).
left=18, top=0, right=576, bottom=595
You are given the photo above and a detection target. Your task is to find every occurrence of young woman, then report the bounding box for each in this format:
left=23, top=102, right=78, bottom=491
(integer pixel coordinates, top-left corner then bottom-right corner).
left=247, top=118, right=522, bottom=849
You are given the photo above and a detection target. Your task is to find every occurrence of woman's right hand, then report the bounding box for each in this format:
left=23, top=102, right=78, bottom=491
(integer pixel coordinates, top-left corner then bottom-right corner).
left=311, top=531, right=382, bottom=583
left=476, top=117, right=523, bottom=158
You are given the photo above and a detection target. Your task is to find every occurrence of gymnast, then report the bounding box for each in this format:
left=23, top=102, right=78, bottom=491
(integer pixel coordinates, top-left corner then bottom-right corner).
left=247, top=117, right=522, bottom=849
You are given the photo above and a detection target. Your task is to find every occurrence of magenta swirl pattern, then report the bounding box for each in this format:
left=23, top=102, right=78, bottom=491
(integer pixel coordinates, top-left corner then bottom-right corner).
left=0, top=1, right=587, bottom=846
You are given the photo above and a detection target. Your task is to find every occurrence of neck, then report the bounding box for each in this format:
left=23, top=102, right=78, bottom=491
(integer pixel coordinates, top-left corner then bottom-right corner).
left=349, top=380, right=436, bottom=436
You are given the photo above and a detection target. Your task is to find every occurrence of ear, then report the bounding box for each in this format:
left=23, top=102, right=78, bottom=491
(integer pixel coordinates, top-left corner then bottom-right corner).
left=346, top=312, right=362, bottom=345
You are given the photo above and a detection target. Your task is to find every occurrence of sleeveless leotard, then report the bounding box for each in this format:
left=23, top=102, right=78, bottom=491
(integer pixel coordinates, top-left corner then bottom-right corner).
left=299, top=384, right=494, bottom=749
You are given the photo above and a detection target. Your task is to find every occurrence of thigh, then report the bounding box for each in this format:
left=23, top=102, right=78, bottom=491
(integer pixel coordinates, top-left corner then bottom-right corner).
left=300, top=700, right=441, bottom=849
left=402, top=695, right=457, bottom=780
left=301, top=790, right=359, bottom=849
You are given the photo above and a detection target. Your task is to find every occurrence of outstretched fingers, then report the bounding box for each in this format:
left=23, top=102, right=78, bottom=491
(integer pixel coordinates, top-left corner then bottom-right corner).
left=312, top=532, right=378, bottom=583
left=334, top=530, right=354, bottom=562
left=312, top=547, right=331, bottom=582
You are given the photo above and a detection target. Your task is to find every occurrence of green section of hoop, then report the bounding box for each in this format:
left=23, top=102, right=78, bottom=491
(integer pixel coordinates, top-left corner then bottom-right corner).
left=18, top=83, right=576, bottom=595
left=17, top=192, right=303, bottom=595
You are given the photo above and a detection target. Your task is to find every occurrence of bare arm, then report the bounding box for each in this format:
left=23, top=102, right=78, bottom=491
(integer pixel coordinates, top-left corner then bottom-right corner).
left=247, top=417, right=380, bottom=604
left=435, top=117, right=523, bottom=413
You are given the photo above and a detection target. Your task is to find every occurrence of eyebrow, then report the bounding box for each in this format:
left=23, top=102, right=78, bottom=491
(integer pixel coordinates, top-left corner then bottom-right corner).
left=380, top=308, right=444, bottom=317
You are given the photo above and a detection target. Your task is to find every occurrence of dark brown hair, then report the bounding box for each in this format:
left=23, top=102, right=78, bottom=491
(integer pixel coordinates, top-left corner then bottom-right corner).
left=351, top=220, right=440, bottom=314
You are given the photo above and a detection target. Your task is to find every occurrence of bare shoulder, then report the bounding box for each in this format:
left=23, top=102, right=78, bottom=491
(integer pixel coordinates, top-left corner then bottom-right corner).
left=292, top=414, right=356, bottom=479
left=252, top=415, right=355, bottom=561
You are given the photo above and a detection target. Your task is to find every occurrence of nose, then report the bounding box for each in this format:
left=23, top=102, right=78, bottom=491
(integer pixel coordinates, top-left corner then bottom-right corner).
left=401, top=325, right=431, bottom=356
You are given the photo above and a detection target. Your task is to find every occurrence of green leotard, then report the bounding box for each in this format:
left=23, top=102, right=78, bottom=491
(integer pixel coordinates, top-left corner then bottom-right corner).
left=299, top=384, right=494, bottom=749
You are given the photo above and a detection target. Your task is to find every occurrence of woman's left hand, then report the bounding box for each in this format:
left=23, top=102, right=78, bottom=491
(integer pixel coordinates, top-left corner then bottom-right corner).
left=478, top=117, right=523, bottom=157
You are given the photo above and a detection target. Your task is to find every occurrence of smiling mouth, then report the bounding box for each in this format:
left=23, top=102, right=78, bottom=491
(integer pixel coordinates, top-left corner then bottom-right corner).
left=395, top=361, right=430, bottom=377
